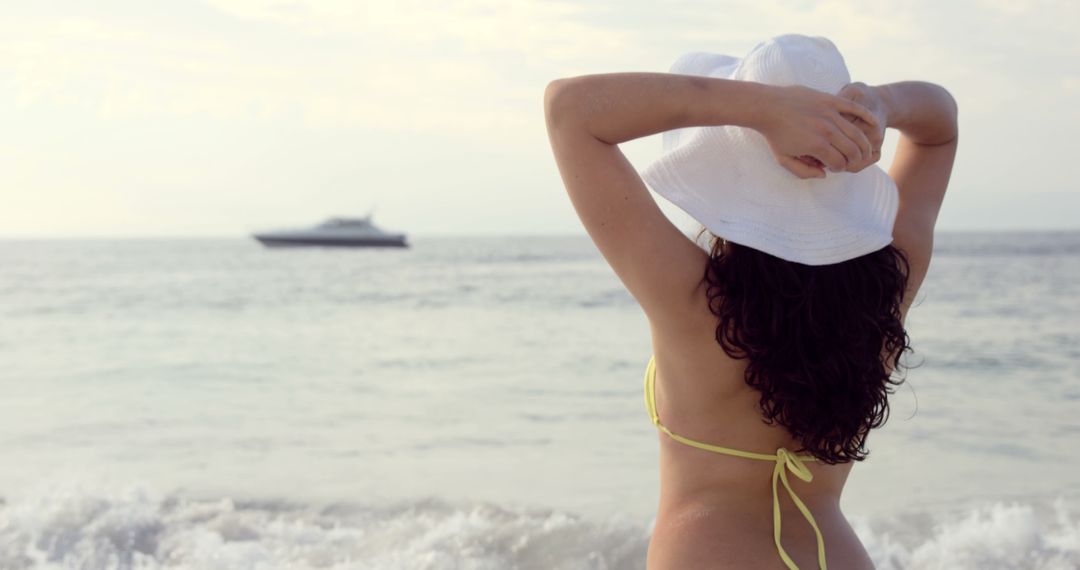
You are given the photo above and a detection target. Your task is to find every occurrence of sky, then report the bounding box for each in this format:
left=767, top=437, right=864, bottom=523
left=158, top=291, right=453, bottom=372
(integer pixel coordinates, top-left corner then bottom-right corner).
left=1, top=0, right=1077, bottom=237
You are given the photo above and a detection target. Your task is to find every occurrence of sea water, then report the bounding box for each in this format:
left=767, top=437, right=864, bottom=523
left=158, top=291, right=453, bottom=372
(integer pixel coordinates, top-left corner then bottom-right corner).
left=0, top=232, right=1077, bottom=569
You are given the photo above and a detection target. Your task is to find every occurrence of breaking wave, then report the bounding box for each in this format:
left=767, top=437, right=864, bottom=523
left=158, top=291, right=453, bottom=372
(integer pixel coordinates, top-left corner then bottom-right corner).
left=1, top=481, right=1078, bottom=569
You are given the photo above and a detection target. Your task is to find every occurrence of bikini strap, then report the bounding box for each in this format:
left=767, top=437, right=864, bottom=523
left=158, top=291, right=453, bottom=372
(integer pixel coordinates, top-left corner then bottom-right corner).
left=644, top=355, right=829, bottom=569
left=772, top=447, right=828, bottom=569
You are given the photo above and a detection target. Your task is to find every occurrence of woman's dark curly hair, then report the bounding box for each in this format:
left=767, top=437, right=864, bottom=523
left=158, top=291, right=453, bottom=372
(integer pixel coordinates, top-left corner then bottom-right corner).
left=697, top=228, right=916, bottom=465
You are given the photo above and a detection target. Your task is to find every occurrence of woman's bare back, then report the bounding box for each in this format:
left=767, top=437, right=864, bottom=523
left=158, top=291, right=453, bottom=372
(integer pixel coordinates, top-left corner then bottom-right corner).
left=645, top=300, right=880, bottom=569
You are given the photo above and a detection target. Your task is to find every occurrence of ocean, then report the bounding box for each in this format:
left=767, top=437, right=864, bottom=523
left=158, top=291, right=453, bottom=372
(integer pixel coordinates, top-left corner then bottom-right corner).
left=0, top=232, right=1077, bottom=569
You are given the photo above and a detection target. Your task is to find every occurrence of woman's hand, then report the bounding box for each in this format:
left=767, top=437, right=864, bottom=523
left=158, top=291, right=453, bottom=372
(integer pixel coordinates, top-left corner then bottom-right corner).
left=754, top=84, right=880, bottom=179
left=835, top=81, right=888, bottom=171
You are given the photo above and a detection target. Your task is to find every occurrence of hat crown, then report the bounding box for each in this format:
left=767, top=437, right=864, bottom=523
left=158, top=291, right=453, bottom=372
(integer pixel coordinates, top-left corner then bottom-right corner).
left=733, top=34, right=851, bottom=95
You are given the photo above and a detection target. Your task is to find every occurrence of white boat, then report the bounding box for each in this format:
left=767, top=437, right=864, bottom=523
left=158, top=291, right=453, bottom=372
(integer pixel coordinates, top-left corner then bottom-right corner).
left=252, top=214, right=408, bottom=248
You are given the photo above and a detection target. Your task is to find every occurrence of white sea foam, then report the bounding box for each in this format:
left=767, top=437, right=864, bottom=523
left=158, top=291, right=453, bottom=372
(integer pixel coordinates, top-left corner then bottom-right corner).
left=0, top=479, right=647, bottom=570
left=1, top=480, right=1078, bottom=569
left=852, top=497, right=1080, bottom=570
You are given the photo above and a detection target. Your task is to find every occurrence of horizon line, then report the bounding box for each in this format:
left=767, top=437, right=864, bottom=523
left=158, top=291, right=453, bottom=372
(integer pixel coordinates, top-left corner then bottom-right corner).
left=2, top=228, right=1080, bottom=241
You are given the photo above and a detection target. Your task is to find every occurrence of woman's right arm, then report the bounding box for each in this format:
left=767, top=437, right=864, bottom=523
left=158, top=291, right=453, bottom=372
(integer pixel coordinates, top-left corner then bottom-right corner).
left=876, top=81, right=958, bottom=145
left=874, top=81, right=959, bottom=315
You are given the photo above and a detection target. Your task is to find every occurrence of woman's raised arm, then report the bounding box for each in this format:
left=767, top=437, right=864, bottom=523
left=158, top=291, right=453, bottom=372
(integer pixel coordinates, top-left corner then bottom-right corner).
left=543, top=72, right=883, bottom=331
left=545, top=73, right=880, bottom=178
left=850, top=80, right=959, bottom=317
left=877, top=81, right=959, bottom=146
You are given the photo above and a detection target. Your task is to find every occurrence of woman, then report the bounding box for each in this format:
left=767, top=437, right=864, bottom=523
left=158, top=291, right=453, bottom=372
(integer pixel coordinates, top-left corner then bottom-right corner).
left=543, top=35, right=958, bottom=569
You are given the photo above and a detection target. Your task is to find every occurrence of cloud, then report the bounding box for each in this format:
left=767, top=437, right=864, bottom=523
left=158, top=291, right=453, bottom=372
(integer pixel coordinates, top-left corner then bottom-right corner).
left=1, top=0, right=1078, bottom=235
left=7, top=0, right=1075, bottom=135
left=0, top=1, right=635, bottom=137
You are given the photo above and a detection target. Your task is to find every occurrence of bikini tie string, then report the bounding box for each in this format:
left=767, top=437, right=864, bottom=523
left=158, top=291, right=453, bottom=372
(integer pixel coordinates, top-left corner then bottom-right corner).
left=772, top=447, right=828, bottom=570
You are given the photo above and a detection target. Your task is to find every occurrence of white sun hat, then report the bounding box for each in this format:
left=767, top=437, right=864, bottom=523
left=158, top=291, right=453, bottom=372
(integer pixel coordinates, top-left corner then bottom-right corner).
left=639, top=33, right=899, bottom=266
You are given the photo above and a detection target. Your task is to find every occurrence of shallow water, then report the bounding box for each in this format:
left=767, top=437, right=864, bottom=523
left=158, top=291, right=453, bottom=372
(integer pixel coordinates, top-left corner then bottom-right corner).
left=1, top=232, right=1078, bottom=568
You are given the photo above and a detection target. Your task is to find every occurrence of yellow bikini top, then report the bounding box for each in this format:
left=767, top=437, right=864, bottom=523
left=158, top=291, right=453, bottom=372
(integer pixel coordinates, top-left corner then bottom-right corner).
left=643, top=354, right=828, bottom=570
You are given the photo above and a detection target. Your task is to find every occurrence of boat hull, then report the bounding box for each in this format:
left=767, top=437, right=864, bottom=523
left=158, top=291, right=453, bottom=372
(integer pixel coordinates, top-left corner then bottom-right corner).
left=253, top=235, right=409, bottom=248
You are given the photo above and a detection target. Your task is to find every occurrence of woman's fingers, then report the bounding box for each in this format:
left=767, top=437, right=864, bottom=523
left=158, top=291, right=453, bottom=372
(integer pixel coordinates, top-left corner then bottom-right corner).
left=760, top=85, right=885, bottom=176
left=825, top=125, right=863, bottom=170
left=843, top=110, right=884, bottom=150
left=834, top=97, right=878, bottom=129
left=832, top=115, right=872, bottom=170
left=816, top=139, right=849, bottom=173
left=777, top=154, right=825, bottom=179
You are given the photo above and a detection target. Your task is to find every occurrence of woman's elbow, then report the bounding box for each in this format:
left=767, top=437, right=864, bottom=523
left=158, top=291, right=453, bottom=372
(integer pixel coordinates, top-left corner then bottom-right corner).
left=544, top=78, right=579, bottom=129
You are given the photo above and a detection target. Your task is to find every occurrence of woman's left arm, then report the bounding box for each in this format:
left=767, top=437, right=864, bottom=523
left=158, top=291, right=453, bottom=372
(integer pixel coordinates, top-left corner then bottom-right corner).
left=543, top=72, right=877, bottom=331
